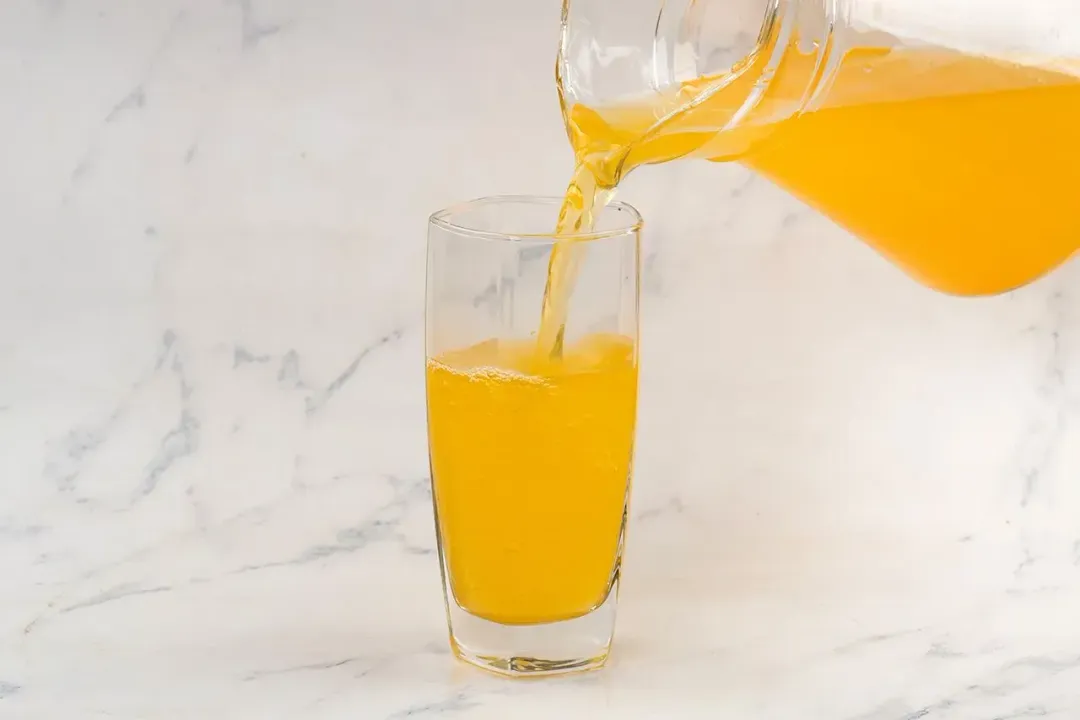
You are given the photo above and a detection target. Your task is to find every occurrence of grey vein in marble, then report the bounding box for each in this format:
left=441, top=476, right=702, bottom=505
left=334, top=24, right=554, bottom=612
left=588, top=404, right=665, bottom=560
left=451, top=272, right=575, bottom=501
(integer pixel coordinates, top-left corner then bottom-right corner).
left=235, top=474, right=433, bottom=574
left=41, top=332, right=179, bottom=494
left=62, top=11, right=185, bottom=203
left=233, top=0, right=280, bottom=50
left=242, top=656, right=367, bottom=682
left=1015, top=290, right=1070, bottom=508
left=134, top=354, right=199, bottom=501
left=104, top=86, right=146, bottom=124
left=44, top=425, right=112, bottom=492
left=233, top=346, right=272, bottom=368
left=277, top=349, right=304, bottom=388
left=304, top=329, right=405, bottom=416
left=868, top=655, right=1080, bottom=720
left=384, top=693, right=478, bottom=720
left=831, top=628, right=926, bottom=656
left=58, top=583, right=174, bottom=615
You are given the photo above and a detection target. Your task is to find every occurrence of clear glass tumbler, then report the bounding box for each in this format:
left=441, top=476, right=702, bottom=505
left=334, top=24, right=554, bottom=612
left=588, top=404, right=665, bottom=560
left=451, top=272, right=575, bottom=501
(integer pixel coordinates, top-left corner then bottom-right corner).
left=425, top=196, right=641, bottom=677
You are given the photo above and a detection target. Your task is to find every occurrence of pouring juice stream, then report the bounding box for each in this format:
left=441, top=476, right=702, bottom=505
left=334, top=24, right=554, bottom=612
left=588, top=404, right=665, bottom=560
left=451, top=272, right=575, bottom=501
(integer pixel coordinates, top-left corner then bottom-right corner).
left=425, top=0, right=1080, bottom=637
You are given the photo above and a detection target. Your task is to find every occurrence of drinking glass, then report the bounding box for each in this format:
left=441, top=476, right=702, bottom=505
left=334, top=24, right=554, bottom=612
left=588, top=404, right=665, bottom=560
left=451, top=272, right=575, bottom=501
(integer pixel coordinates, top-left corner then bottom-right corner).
left=425, top=196, right=641, bottom=676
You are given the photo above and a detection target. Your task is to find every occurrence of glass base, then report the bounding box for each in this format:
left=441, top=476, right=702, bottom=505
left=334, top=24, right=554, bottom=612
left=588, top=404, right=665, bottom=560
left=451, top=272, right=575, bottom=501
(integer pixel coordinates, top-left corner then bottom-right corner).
left=443, top=583, right=620, bottom=678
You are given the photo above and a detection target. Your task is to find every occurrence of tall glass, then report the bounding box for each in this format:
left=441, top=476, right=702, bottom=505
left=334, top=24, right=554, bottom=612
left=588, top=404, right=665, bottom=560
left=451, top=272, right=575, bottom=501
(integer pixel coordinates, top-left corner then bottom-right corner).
left=425, top=196, right=641, bottom=677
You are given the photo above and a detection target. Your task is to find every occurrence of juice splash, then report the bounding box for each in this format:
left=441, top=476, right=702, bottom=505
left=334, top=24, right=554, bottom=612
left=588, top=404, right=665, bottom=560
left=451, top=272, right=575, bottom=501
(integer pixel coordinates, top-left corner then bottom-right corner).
left=427, top=333, right=637, bottom=625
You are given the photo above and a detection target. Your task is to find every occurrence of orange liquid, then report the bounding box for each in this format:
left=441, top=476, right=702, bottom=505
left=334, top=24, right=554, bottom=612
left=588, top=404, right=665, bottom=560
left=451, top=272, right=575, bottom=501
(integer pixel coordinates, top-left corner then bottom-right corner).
left=426, top=334, right=637, bottom=625
left=556, top=47, right=1080, bottom=299
left=748, top=52, right=1080, bottom=294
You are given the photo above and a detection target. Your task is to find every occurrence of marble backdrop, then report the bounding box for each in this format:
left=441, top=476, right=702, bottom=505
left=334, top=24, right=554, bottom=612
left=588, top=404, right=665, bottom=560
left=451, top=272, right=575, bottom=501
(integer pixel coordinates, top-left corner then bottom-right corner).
left=2, top=1, right=1079, bottom=717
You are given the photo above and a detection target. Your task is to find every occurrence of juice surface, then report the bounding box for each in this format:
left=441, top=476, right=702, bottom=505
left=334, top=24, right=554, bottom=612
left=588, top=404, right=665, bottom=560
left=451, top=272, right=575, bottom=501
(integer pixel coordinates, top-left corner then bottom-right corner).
left=426, top=334, right=637, bottom=625
left=558, top=46, right=1080, bottom=297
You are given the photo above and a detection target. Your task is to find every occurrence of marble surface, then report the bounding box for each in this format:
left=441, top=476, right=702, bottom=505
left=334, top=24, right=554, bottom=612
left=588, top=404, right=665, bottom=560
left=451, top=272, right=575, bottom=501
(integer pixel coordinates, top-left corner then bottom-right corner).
left=3, top=1, right=1080, bottom=718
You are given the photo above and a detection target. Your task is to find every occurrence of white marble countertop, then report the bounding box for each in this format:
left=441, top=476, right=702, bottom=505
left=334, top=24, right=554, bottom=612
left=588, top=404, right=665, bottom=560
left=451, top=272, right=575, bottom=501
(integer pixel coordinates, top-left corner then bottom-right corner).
left=3, top=1, right=1080, bottom=718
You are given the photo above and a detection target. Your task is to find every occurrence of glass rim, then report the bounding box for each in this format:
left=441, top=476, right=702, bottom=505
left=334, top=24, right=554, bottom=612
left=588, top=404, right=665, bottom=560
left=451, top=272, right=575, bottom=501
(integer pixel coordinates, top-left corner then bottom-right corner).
left=429, top=195, right=643, bottom=243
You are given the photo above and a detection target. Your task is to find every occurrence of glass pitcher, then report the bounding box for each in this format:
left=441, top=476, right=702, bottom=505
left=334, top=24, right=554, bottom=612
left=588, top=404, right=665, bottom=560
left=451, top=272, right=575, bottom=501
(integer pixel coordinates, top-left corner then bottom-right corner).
left=556, top=0, right=1080, bottom=295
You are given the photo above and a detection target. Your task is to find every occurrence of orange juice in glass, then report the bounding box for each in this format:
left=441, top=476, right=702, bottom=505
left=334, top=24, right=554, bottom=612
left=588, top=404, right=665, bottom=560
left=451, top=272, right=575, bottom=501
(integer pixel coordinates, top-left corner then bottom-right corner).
left=426, top=196, right=640, bottom=676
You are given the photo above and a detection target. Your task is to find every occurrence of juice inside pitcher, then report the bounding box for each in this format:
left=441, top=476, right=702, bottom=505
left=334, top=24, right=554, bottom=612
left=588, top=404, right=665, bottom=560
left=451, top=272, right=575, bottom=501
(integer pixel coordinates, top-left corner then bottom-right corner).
left=738, top=49, right=1080, bottom=296
left=540, top=27, right=1080, bottom=345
